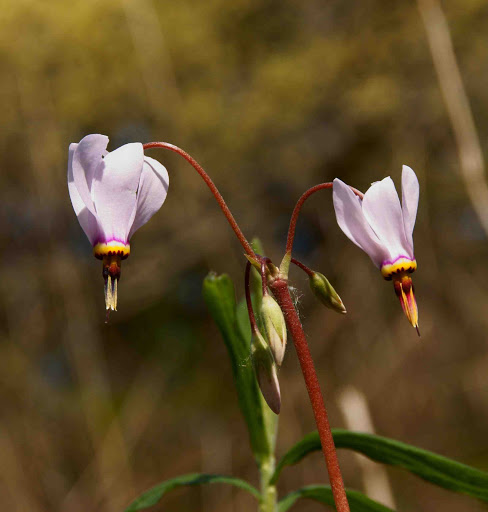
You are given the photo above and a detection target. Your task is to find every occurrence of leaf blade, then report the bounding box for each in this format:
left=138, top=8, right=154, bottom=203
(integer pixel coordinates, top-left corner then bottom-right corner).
left=126, top=473, right=260, bottom=511
left=272, top=429, right=488, bottom=501
left=202, top=272, right=272, bottom=460
left=333, top=429, right=488, bottom=501
left=278, top=485, right=394, bottom=512
left=270, top=430, right=320, bottom=484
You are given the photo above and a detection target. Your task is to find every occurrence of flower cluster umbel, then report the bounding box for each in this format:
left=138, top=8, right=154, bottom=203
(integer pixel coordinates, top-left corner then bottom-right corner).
left=68, top=134, right=420, bottom=334
left=68, top=134, right=421, bottom=512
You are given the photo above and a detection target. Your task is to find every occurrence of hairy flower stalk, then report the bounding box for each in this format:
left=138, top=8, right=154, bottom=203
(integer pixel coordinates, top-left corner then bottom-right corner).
left=68, top=134, right=169, bottom=311
left=269, top=276, right=350, bottom=512
left=143, top=141, right=256, bottom=259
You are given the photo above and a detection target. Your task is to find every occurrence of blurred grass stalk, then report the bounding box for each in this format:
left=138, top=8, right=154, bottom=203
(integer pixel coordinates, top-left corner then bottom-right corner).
left=418, top=0, right=488, bottom=235
left=61, top=362, right=165, bottom=511
left=121, top=0, right=183, bottom=129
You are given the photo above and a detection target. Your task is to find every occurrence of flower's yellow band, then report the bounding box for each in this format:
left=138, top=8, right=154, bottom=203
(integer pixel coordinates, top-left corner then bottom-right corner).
left=93, top=242, right=130, bottom=259
left=381, top=257, right=417, bottom=279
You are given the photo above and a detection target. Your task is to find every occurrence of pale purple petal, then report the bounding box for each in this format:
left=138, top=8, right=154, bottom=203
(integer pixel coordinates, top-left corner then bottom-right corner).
left=71, top=134, right=109, bottom=215
left=333, top=178, right=389, bottom=267
left=362, top=177, right=412, bottom=260
left=68, top=143, right=100, bottom=245
left=128, top=156, right=169, bottom=239
left=92, top=142, right=144, bottom=243
left=401, top=165, right=419, bottom=255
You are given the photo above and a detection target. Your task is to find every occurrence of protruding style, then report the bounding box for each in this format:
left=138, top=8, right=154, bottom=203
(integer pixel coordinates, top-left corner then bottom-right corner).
left=68, top=134, right=169, bottom=311
left=333, top=166, right=420, bottom=332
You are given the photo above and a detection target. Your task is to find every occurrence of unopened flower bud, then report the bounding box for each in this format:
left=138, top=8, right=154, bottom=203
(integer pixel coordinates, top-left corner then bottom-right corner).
left=251, top=330, right=281, bottom=414
left=309, top=272, right=346, bottom=314
left=261, top=295, right=287, bottom=366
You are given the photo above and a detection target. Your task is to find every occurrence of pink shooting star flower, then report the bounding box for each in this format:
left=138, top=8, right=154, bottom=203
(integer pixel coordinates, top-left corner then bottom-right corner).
left=68, top=134, right=169, bottom=312
left=333, top=165, right=420, bottom=334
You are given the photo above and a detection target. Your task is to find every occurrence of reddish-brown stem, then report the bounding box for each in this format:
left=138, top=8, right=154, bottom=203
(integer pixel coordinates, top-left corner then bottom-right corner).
left=285, top=182, right=364, bottom=257
left=143, top=142, right=256, bottom=259
left=269, top=277, right=350, bottom=512
left=245, top=262, right=258, bottom=335
left=260, top=258, right=273, bottom=297
left=291, top=257, right=315, bottom=277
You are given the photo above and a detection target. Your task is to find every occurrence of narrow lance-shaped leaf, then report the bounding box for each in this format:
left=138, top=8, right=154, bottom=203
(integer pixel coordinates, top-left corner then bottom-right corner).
left=272, top=429, right=488, bottom=502
left=278, top=485, right=395, bottom=512
left=125, top=473, right=260, bottom=511
left=236, top=237, right=279, bottom=453
left=203, top=272, right=272, bottom=460
left=270, top=430, right=319, bottom=484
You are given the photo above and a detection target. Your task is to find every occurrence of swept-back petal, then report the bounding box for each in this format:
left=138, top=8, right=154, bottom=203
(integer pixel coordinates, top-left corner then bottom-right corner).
left=68, top=143, right=100, bottom=245
left=92, top=142, right=144, bottom=243
left=362, top=177, right=411, bottom=260
left=71, top=134, right=109, bottom=215
left=333, top=178, right=389, bottom=267
left=128, top=156, right=169, bottom=239
left=401, top=165, right=419, bottom=254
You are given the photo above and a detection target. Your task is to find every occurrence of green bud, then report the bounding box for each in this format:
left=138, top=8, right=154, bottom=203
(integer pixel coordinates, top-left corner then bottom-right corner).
left=261, top=294, right=287, bottom=366
left=309, top=272, right=346, bottom=314
left=251, top=330, right=281, bottom=414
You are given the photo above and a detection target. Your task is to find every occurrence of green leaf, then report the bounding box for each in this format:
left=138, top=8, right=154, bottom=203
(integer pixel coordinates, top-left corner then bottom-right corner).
left=125, top=473, right=260, bottom=511
left=202, top=272, right=272, bottom=460
left=278, top=485, right=394, bottom=512
left=236, top=296, right=252, bottom=342
left=272, top=429, right=488, bottom=502
left=270, top=430, right=320, bottom=484
left=333, top=430, right=488, bottom=502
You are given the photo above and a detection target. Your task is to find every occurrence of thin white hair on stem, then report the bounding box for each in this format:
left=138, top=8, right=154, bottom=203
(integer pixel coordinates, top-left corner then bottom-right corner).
left=288, top=285, right=304, bottom=318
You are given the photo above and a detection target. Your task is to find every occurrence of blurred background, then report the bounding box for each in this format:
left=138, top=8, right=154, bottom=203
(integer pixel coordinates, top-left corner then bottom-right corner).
left=1, top=0, right=488, bottom=510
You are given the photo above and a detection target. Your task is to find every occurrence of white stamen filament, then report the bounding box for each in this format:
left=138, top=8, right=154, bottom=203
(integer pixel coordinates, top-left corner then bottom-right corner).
left=104, top=275, right=118, bottom=311
left=105, top=275, right=113, bottom=310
